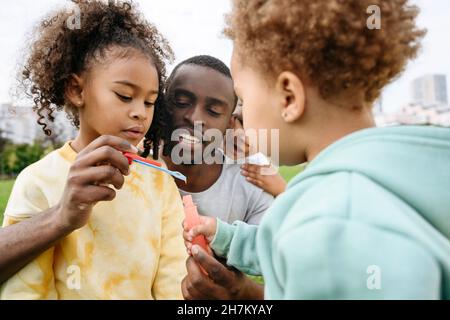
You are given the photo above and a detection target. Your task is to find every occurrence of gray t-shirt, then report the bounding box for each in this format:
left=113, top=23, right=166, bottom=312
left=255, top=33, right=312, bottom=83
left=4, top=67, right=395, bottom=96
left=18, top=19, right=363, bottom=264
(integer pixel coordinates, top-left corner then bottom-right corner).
left=179, top=163, right=274, bottom=225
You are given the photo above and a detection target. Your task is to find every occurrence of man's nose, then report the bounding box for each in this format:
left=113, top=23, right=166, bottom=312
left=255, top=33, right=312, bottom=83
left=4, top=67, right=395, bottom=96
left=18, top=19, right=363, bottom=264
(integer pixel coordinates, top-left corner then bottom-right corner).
left=184, top=104, right=204, bottom=125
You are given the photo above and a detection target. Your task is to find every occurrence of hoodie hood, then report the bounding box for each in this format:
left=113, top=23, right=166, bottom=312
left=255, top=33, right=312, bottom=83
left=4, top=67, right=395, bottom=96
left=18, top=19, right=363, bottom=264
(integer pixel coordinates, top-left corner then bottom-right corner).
left=289, top=125, right=450, bottom=239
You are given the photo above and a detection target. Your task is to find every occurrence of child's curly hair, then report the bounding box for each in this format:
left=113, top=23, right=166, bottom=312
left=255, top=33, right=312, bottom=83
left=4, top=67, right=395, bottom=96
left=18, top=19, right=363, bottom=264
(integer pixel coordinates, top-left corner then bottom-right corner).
left=21, top=0, right=174, bottom=159
left=225, top=0, right=426, bottom=104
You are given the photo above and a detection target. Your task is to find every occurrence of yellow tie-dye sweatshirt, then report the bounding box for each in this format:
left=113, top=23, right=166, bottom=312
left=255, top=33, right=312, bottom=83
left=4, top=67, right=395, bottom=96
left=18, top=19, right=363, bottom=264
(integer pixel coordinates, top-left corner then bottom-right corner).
left=1, top=142, right=187, bottom=299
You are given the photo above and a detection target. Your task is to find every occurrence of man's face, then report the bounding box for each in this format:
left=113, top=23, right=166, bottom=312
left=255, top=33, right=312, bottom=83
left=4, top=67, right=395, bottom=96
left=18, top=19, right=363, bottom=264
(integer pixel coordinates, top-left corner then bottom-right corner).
left=165, top=64, right=236, bottom=161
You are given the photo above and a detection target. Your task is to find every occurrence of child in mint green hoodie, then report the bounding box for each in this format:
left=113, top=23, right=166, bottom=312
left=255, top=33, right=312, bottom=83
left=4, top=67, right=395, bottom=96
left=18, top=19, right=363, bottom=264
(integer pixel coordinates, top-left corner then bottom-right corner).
left=183, top=0, right=450, bottom=299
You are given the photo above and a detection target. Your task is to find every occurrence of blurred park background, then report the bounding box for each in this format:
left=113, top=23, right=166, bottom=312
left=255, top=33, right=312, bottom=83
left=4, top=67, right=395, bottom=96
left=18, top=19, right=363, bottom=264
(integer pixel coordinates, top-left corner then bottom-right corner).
left=1, top=0, right=450, bottom=221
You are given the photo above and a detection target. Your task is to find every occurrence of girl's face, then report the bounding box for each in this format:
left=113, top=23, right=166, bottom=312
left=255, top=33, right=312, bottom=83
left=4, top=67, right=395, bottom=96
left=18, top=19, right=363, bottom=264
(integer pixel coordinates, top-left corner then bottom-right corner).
left=73, top=48, right=159, bottom=146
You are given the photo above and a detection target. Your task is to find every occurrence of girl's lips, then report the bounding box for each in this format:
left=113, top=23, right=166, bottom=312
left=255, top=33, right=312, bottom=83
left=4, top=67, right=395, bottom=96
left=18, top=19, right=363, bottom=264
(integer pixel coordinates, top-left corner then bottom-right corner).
left=122, top=130, right=144, bottom=139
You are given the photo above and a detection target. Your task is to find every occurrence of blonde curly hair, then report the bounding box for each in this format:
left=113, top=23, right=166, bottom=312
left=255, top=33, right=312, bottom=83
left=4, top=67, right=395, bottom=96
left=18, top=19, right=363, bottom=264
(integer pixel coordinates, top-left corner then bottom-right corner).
left=225, top=0, right=426, bottom=104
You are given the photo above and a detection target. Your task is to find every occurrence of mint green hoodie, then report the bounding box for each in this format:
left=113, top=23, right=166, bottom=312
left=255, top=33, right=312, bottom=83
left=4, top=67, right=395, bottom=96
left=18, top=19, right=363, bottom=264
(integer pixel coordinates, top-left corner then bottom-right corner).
left=211, top=125, right=450, bottom=299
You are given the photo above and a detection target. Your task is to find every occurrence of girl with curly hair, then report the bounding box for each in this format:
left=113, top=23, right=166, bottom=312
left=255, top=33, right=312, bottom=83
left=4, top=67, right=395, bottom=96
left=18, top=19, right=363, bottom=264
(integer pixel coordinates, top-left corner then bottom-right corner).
left=1, top=0, right=187, bottom=299
left=184, top=0, right=450, bottom=299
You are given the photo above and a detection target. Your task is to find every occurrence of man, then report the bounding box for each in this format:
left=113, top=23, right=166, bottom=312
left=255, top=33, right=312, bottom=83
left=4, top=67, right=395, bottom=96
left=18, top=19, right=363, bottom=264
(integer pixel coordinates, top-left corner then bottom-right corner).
left=162, top=55, right=276, bottom=299
left=163, top=55, right=273, bottom=225
left=0, top=55, right=271, bottom=300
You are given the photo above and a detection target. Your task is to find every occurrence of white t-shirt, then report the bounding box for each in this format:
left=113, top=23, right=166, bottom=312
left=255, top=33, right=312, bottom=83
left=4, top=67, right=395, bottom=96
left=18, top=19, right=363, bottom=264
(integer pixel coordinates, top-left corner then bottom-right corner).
left=179, top=163, right=274, bottom=225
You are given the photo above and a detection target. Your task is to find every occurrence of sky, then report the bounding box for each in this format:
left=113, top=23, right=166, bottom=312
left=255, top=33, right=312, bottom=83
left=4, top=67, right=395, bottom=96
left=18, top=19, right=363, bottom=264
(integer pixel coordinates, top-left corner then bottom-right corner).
left=0, top=0, right=449, bottom=113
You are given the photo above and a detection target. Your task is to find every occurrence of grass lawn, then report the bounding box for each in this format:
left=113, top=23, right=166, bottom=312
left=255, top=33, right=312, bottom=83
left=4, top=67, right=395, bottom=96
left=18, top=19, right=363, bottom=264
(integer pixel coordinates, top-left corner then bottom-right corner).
left=279, top=164, right=305, bottom=182
left=0, top=179, right=15, bottom=224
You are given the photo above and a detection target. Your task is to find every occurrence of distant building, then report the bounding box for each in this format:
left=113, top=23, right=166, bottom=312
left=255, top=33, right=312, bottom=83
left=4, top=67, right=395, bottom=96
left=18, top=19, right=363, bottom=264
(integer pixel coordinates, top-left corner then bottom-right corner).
left=0, top=103, right=77, bottom=144
left=375, top=74, right=450, bottom=127
left=0, top=104, right=40, bottom=144
left=375, top=102, right=450, bottom=127
left=411, top=74, right=448, bottom=106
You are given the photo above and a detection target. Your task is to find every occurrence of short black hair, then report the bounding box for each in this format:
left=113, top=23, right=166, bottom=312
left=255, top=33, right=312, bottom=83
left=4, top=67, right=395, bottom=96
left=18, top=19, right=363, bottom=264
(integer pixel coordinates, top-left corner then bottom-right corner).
left=165, top=55, right=237, bottom=106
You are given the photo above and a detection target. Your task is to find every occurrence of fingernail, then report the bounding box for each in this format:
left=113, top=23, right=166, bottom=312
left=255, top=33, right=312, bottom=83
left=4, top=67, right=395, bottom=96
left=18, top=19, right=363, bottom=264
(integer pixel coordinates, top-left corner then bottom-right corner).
left=131, top=145, right=139, bottom=153
left=191, top=245, right=199, bottom=256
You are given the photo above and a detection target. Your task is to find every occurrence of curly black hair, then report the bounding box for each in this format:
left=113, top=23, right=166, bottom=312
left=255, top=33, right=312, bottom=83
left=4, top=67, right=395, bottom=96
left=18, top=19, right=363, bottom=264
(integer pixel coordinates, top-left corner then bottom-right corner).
left=20, top=0, right=174, bottom=159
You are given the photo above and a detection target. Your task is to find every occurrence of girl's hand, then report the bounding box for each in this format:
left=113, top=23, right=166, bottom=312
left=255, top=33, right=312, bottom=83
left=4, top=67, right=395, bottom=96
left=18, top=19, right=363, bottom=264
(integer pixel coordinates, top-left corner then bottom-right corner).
left=182, top=215, right=217, bottom=255
left=241, top=163, right=287, bottom=197
left=56, top=135, right=139, bottom=232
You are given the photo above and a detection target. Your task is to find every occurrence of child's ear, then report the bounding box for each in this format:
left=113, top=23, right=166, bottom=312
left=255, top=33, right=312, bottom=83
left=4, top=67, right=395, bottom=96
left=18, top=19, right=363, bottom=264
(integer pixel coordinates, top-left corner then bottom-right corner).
left=65, top=74, right=85, bottom=108
left=276, top=71, right=306, bottom=123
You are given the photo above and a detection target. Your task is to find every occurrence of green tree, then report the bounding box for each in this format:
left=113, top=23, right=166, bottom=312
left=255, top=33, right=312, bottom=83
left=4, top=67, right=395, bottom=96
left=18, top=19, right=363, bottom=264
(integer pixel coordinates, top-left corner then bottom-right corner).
left=0, top=141, right=47, bottom=175
left=0, top=128, right=12, bottom=177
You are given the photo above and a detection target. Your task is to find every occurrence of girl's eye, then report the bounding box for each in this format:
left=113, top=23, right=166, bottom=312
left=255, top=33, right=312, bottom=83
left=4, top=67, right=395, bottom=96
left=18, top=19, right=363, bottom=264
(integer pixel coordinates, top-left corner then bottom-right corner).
left=115, top=92, right=132, bottom=102
left=144, top=101, right=155, bottom=108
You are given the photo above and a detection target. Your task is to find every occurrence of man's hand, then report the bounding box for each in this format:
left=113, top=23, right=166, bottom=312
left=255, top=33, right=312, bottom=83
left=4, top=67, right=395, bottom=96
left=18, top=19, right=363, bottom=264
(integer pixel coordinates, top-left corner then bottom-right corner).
left=181, top=245, right=264, bottom=300
left=56, top=135, right=138, bottom=232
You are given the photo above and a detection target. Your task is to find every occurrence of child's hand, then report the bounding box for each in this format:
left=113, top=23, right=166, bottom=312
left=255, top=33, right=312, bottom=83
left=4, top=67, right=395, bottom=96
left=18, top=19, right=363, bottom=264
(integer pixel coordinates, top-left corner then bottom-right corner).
left=241, top=163, right=287, bottom=197
left=183, top=215, right=217, bottom=256
left=57, top=135, right=138, bottom=232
